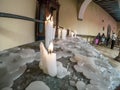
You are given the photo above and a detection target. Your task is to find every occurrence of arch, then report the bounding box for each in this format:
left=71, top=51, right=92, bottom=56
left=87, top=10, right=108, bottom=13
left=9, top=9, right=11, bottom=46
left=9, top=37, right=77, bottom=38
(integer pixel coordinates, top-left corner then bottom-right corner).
left=78, top=0, right=92, bottom=20
left=107, top=24, right=111, bottom=37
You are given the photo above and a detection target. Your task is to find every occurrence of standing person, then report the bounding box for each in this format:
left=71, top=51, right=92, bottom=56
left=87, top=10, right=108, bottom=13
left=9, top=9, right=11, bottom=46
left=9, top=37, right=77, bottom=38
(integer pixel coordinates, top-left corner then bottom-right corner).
left=101, top=33, right=106, bottom=45
left=95, top=33, right=101, bottom=45
left=106, top=34, right=110, bottom=46
left=111, top=32, right=117, bottom=49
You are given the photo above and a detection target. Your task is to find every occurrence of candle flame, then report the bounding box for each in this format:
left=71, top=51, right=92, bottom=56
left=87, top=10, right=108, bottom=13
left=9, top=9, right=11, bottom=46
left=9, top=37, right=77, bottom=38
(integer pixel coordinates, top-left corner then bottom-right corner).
left=46, top=14, right=51, bottom=21
left=46, top=14, right=53, bottom=24
left=48, top=42, right=53, bottom=53
left=51, top=16, right=53, bottom=21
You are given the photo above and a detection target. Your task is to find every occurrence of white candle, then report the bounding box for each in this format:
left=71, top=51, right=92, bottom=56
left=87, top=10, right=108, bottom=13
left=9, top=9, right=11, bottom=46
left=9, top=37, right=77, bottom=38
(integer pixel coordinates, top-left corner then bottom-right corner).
left=46, top=53, right=57, bottom=77
left=74, top=31, right=77, bottom=38
left=58, top=28, right=62, bottom=39
left=47, top=42, right=57, bottom=77
left=39, top=42, right=57, bottom=77
left=71, top=32, right=74, bottom=38
left=45, top=15, right=54, bottom=48
left=61, top=29, right=67, bottom=40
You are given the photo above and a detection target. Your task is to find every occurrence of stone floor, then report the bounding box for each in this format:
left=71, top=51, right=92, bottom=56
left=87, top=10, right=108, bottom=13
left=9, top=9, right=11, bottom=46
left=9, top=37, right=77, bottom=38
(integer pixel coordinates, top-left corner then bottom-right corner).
left=93, top=45, right=120, bottom=71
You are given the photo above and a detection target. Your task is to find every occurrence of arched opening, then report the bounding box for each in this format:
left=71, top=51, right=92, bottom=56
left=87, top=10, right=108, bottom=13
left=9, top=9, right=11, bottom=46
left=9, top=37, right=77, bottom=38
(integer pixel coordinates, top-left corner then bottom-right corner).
left=78, top=0, right=92, bottom=20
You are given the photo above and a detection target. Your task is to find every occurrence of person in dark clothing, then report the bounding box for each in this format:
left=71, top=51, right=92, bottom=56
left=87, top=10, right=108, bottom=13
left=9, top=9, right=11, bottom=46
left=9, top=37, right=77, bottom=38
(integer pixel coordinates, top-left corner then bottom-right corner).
left=111, top=33, right=117, bottom=49
left=106, top=34, right=110, bottom=46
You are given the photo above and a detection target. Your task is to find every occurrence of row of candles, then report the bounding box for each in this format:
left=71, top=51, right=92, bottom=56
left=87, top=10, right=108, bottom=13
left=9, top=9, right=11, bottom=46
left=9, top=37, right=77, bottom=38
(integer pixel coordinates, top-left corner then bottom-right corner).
left=58, top=28, right=77, bottom=40
left=40, top=14, right=77, bottom=77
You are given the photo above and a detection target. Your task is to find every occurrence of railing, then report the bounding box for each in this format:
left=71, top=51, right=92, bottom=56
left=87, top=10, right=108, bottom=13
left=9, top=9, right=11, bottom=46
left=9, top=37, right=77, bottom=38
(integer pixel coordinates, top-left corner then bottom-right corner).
left=77, top=34, right=120, bottom=48
left=77, top=34, right=96, bottom=43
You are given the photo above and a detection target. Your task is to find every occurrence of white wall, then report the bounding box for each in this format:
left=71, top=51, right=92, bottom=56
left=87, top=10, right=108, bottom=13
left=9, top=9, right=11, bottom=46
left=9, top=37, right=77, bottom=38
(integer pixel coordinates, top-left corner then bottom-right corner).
left=0, top=0, right=36, bottom=51
left=59, top=0, right=117, bottom=36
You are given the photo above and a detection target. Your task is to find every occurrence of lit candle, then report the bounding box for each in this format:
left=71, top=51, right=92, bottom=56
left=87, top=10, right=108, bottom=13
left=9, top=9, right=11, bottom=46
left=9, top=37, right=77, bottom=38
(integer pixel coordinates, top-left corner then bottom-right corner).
left=39, top=42, right=57, bottom=77
left=61, top=29, right=67, bottom=40
left=58, top=28, right=62, bottom=39
left=74, top=31, right=77, bottom=38
left=71, top=31, right=74, bottom=37
left=45, top=15, right=54, bottom=48
left=46, top=42, right=57, bottom=77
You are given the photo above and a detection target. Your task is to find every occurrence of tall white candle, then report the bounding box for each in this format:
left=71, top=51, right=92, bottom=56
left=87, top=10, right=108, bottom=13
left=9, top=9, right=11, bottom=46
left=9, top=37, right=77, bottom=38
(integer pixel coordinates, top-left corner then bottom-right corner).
left=58, top=28, right=62, bottom=39
left=45, top=15, right=54, bottom=48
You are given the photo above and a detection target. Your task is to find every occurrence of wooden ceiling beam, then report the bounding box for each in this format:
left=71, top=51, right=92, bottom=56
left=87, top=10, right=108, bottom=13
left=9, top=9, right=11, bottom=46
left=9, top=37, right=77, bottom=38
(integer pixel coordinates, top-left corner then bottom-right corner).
left=93, top=0, right=120, bottom=21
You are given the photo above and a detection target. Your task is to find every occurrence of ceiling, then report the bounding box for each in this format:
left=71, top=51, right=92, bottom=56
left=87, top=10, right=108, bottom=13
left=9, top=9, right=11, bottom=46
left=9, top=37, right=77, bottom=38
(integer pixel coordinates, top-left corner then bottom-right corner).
left=93, top=0, right=120, bottom=22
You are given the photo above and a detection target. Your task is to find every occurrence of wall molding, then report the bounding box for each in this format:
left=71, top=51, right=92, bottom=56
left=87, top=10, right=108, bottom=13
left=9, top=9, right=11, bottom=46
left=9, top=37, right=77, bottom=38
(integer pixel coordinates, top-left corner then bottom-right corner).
left=0, top=12, right=44, bottom=23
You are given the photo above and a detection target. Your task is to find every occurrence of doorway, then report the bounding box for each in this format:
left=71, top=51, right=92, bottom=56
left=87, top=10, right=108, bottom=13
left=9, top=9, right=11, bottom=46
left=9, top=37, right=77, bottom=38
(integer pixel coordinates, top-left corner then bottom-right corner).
left=35, top=0, right=60, bottom=41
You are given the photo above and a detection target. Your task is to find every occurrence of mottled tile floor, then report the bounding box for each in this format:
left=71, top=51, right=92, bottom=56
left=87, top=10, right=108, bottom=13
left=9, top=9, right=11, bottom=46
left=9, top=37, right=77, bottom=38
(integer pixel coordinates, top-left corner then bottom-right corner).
left=94, top=45, right=120, bottom=71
